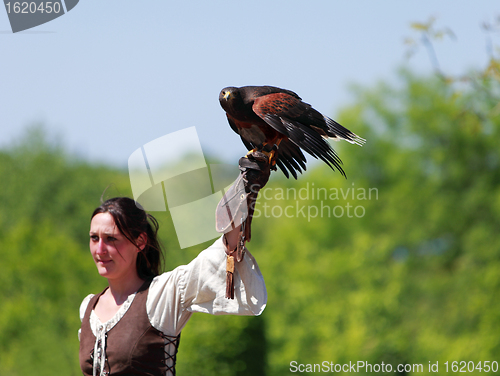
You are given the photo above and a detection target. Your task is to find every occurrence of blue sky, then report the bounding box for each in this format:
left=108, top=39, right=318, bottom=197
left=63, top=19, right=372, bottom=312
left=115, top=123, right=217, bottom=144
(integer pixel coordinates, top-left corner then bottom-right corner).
left=1, top=1, right=499, bottom=168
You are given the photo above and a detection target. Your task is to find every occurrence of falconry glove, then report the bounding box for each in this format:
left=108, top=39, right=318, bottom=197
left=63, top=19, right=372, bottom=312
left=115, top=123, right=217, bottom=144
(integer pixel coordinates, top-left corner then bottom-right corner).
left=216, top=150, right=271, bottom=299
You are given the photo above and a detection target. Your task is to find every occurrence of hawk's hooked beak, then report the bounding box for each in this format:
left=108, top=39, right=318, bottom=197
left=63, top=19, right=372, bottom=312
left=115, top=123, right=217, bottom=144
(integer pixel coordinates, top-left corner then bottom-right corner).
left=223, top=91, right=231, bottom=100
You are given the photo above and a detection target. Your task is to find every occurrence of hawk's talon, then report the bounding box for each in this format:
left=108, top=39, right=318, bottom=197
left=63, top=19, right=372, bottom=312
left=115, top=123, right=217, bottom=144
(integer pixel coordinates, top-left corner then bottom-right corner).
left=245, top=148, right=259, bottom=158
left=244, top=142, right=279, bottom=168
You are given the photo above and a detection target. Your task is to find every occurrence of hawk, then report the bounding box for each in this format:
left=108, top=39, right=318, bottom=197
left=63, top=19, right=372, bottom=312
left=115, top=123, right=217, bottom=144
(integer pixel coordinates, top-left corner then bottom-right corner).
left=219, top=85, right=365, bottom=179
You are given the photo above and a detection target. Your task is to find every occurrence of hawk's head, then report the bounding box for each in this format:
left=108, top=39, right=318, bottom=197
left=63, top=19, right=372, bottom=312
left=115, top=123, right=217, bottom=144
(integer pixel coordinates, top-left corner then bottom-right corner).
left=219, top=87, right=242, bottom=114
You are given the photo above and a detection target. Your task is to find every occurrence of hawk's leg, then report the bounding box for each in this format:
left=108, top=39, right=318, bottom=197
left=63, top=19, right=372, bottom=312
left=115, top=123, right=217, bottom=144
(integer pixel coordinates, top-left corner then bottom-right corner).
left=246, top=143, right=264, bottom=154
left=268, top=144, right=279, bottom=166
left=245, top=142, right=280, bottom=170
left=244, top=143, right=262, bottom=158
left=263, top=141, right=282, bottom=169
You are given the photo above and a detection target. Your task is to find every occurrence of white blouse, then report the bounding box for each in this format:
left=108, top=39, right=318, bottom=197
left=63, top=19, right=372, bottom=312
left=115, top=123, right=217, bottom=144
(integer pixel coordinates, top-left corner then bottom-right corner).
left=79, top=236, right=267, bottom=375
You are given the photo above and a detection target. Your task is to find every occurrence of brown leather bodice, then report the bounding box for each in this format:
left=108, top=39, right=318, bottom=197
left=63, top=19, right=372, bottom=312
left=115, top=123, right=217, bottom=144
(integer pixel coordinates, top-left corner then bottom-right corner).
left=79, top=280, right=180, bottom=375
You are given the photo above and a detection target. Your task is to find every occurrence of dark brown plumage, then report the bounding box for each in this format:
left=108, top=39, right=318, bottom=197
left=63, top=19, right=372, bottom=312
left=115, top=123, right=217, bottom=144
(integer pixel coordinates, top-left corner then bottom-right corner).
left=219, top=85, right=365, bottom=179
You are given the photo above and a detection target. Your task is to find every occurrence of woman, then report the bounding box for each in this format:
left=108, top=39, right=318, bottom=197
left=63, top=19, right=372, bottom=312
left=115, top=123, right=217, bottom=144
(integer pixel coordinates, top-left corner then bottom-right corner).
left=78, top=197, right=267, bottom=376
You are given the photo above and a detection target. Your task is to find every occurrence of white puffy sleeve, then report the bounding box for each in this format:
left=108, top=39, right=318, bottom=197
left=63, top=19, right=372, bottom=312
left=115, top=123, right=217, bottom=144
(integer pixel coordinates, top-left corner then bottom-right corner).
left=78, top=294, right=94, bottom=341
left=146, top=236, right=267, bottom=336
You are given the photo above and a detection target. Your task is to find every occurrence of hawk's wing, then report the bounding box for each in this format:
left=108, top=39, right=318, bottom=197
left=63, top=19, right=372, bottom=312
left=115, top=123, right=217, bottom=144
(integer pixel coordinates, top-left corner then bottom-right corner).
left=227, top=109, right=306, bottom=179
left=252, top=93, right=346, bottom=177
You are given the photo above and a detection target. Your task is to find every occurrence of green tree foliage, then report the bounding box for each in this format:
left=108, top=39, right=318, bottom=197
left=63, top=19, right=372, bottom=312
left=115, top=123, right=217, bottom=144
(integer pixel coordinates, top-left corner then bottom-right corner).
left=249, top=69, right=500, bottom=374
left=2, top=28, right=500, bottom=373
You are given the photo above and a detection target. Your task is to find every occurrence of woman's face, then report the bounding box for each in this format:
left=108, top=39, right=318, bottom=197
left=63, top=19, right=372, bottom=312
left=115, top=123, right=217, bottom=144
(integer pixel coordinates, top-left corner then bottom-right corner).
left=89, top=213, right=143, bottom=281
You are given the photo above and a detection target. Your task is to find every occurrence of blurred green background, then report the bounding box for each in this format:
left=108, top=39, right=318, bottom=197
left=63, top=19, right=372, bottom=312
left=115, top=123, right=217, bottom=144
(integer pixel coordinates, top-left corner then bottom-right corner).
left=1, top=22, right=500, bottom=376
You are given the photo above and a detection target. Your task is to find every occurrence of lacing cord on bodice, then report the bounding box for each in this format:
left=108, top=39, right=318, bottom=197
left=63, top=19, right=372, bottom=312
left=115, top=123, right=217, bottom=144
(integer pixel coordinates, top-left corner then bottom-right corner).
left=161, top=333, right=181, bottom=376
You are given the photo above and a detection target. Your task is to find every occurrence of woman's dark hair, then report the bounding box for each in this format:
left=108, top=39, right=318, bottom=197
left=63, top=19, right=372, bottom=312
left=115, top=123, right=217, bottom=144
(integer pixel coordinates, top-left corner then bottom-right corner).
left=91, top=197, right=164, bottom=279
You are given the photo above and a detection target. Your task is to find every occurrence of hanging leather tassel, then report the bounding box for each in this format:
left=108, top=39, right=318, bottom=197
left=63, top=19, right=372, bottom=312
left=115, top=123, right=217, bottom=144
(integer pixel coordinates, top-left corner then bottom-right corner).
left=226, top=253, right=235, bottom=299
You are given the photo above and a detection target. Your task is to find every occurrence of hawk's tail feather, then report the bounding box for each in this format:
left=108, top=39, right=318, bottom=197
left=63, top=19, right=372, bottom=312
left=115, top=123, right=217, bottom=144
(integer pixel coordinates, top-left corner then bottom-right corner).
left=275, top=139, right=309, bottom=179
left=324, top=116, right=366, bottom=146
left=276, top=160, right=293, bottom=179
left=284, top=119, right=347, bottom=178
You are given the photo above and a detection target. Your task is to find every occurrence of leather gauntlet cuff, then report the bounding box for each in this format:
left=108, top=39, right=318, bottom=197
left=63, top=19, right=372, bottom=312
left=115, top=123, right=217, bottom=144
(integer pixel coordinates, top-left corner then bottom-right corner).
left=217, top=151, right=270, bottom=299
